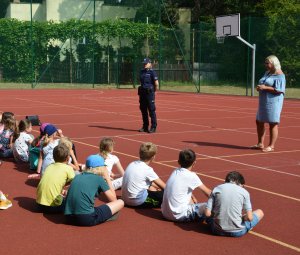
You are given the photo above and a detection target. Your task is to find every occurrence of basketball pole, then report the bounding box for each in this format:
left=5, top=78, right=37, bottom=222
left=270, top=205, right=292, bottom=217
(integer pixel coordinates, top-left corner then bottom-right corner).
left=236, top=36, right=256, bottom=96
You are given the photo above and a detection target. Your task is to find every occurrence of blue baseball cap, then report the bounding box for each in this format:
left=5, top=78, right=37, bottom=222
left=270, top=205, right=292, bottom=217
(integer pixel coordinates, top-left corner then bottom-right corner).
left=44, top=124, right=58, bottom=136
left=86, top=155, right=106, bottom=168
left=142, top=58, right=152, bottom=64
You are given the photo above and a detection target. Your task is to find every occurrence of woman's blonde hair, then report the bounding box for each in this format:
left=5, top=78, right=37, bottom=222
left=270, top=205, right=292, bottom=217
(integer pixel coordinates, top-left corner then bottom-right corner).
left=266, top=55, right=281, bottom=71
left=99, top=137, right=114, bottom=158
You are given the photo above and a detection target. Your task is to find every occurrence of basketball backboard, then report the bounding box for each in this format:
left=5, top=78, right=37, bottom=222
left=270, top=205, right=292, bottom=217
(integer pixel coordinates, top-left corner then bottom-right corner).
left=216, top=13, right=240, bottom=37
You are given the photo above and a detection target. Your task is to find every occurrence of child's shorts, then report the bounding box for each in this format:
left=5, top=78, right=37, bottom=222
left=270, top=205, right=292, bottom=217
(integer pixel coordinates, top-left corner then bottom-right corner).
left=184, top=203, right=206, bottom=222
left=138, top=190, right=164, bottom=208
left=65, top=204, right=112, bottom=226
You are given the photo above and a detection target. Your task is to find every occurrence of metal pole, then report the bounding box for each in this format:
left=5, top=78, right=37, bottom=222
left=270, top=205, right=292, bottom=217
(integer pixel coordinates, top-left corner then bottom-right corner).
left=30, top=0, right=34, bottom=88
left=251, top=44, right=256, bottom=96
left=236, top=36, right=256, bottom=96
left=92, top=0, right=95, bottom=88
left=158, top=0, right=161, bottom=90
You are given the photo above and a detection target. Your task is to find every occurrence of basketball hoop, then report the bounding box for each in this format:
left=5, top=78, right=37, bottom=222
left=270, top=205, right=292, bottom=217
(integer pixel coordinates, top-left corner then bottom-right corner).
left=216, top=36, right=225, bottom=44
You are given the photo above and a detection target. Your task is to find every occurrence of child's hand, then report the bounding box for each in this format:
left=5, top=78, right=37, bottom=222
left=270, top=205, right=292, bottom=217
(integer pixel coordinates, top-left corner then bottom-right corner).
left=57, top=129, right=63, bottom=137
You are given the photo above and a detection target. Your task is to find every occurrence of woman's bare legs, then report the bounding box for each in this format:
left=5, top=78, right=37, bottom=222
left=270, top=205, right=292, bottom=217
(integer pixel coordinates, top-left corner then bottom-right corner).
left=256, top=120, right=265, bottom=148
left=268, top=123, right=278, bottom=149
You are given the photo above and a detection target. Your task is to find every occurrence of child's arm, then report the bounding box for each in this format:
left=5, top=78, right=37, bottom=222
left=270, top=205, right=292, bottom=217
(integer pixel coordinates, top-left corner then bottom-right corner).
left=243, top=210, right=253, bottom=221
left=100, top=167, right=116, bottom=195
left=9, top=135, right=13, bottom=148
left=151, top=178, right=166, bottom=190
left=103, top=189, right=117, bottom=202
left=69, top=149, right=79, bottom=171
left=111, top=161, right=125, bottom=178
left=199, top=184, right=211, bottom=198
left=36, top=151, right=43, bottom=174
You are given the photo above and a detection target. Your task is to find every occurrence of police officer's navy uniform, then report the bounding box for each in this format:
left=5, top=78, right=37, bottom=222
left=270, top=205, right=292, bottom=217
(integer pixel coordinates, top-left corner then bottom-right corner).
left=138, top=58, right=158, bottom=133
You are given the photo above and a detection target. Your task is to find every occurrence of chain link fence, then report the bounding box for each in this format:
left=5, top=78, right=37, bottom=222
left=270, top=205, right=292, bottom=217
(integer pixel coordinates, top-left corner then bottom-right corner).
left=0, top=0, right=299, bottom=98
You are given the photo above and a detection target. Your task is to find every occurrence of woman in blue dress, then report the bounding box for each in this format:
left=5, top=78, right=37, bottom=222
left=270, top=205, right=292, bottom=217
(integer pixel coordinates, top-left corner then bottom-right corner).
left=252, top=55, right=286, bottom=152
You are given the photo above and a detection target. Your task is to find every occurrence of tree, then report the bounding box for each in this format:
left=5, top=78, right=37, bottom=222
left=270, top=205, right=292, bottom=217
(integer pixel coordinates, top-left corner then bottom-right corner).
left=256, top=0, right=300, bottom=86
left=0, top=0, right=9, bottom=18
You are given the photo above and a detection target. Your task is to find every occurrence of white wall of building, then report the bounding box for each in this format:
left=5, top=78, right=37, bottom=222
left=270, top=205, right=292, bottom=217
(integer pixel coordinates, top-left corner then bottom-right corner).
left=5, top=3, right=45, bottom=21
left=6, top=0, right=136, bottom=22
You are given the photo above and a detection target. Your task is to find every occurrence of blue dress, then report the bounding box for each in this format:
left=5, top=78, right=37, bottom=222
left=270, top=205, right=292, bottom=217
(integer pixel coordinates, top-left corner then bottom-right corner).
left=256, top=72, right=286, bottom=123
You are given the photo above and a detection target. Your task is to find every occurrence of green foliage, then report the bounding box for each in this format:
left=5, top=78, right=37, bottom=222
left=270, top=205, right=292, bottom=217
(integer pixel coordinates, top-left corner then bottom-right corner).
left=256, top=0, right=300, bottom=86
left=0, top=18, right=159, bottom=82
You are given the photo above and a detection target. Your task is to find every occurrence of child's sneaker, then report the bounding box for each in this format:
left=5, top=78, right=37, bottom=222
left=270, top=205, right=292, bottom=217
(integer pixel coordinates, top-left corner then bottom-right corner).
left=0, top=196, right=12, bottom=210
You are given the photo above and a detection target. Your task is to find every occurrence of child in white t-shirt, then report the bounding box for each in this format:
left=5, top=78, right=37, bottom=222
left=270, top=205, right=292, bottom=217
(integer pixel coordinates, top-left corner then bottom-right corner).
left=99, top=137, right=125, bottom=190
left=161, top=149, right=211, bottom=222
left=122, top=142, right=166, bottom=208
left=13, top=119, right=34, bottom=163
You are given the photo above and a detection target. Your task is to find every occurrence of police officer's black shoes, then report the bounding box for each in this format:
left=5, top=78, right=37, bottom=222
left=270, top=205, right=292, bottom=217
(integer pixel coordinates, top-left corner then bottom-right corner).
left=148, top=128, right=156, bottom=133
left=139, top=128, right=148, bottom=133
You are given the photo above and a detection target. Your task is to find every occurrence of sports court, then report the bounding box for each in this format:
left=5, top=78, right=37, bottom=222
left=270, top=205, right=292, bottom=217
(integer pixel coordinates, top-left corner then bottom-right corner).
left=1, top=88, right=299, bottom=255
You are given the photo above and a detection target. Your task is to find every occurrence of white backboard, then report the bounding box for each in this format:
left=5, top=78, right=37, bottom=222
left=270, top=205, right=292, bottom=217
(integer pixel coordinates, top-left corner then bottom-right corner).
left=216, top=13, right=240, bottom=37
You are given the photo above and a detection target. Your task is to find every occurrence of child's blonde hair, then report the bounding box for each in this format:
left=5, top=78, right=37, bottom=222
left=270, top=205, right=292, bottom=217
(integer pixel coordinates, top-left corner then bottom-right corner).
left=99, top=137, right=115, bottom=159
left=59, top=137, right=73, bottom=150
left=82, top=166, right=106, bottom=177
left=139, top=142, right=157, bottom=161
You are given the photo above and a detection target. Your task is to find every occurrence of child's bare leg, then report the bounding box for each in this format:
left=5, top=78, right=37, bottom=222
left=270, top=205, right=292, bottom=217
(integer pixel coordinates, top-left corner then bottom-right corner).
left=106, top=199, right=124, bottom=215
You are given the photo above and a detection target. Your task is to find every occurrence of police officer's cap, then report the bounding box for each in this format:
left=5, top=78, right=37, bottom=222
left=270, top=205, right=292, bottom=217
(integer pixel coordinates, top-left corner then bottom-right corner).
left=142, top=58, right=152, bottom=64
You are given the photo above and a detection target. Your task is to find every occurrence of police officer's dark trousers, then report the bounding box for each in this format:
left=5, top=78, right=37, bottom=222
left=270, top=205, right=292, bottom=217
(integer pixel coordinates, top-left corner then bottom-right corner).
left=139, top=88, right=157, bottom=130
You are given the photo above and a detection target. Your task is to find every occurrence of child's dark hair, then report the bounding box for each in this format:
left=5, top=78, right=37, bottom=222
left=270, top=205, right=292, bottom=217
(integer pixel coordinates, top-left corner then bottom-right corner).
left=225, top=171, right=245, bottom=185
left=53, top=144, right=70, bottom=163
left=13, top=119, right=32, bottom=142
left=178, top=149, right=196, bottom=168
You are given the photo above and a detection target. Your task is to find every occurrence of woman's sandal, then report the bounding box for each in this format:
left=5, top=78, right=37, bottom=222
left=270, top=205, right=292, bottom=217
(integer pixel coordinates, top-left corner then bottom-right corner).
left=250, top=144, right=264, bottom=150
left=262, top=146, right=274, bottom=153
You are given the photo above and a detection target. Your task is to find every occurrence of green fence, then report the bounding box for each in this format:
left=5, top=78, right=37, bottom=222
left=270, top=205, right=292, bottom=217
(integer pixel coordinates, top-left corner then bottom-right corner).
left=0, top=0, right=299, bottom=98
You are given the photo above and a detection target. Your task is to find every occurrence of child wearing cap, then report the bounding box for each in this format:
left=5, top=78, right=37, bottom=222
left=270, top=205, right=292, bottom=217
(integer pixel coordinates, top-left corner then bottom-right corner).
left=29, top=124, right=63, bottom=179
left=29, top=122, right=63, bottom=172
left=161, top=149, right=211, bottom=222
left=36, top=143, right=75, bottom=213
left=122, top=142, right=166, bottom=208
left=64, top=154, right=124, bottom=226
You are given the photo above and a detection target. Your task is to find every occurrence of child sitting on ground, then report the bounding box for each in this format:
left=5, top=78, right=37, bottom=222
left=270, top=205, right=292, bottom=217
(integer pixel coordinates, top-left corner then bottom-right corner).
left=28, top=124, right=63, bottom=179
left=64, top=154, right=124, bottom=226
left=122, top=142, right=166, bottom=208
left=0, top=117, right=17, bottom=159
left=161, top=149, right=211, bottom=222
left=204, top=171, right=264, bottom=237
left=59, top=137, right=80, bottom=171
left=36, top=143, right=75, bottom=213
left=13, top=119, right=34, bottom=163
left=0, top=112, right=15, bottom=166
left=99, top=137, right=125, bottom=190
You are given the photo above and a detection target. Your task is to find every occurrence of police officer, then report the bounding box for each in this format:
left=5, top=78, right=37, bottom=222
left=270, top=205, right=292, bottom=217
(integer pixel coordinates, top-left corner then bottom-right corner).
left=138, top=58, right=158, bottom=133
